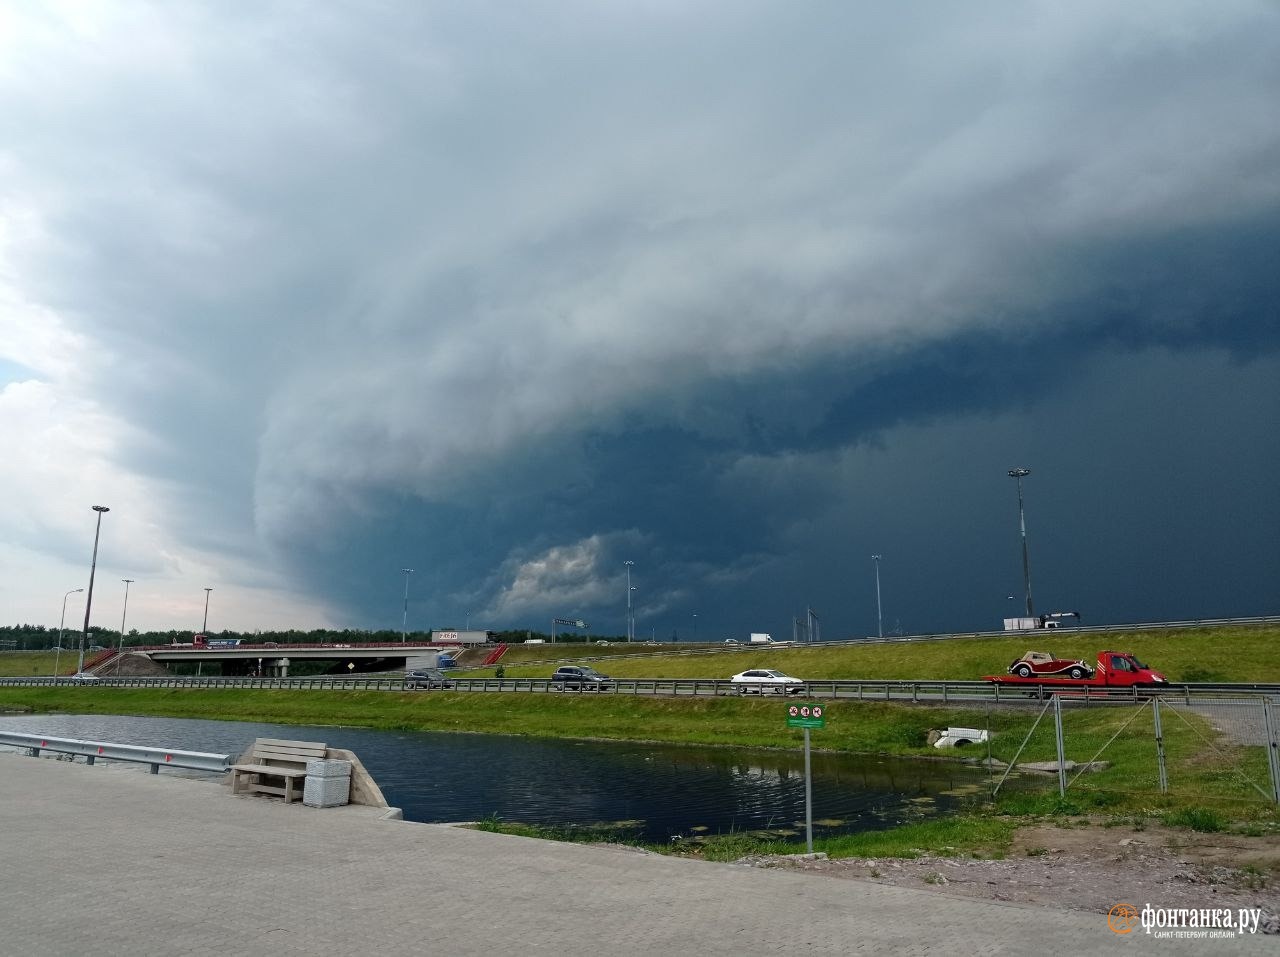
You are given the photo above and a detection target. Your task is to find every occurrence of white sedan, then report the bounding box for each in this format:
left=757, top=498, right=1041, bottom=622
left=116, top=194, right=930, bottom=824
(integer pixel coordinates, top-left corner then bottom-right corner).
left=729, top=669, right=806, bottom=694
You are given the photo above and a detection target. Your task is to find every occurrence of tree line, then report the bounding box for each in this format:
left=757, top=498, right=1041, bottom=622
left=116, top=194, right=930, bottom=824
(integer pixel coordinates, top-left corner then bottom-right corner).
left=0, top=624, right=623, bottom=650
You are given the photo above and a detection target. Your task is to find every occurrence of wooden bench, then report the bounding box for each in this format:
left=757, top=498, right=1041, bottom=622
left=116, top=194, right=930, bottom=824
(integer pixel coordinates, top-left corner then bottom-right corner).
left=230, top=738, right=328, bottom=803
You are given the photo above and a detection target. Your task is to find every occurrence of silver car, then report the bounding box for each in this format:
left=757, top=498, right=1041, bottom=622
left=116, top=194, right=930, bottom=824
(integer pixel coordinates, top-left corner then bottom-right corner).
left=730, top=669, right=805, bottom=695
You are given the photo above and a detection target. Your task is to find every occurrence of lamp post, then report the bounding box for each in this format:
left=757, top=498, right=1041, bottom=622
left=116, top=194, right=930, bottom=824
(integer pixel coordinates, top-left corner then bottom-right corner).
left=692, top=613, right=697, bottom=643
left=871, top=555, right=883, bottom=639
left=55, top=588, right=84, bottom=677
left=401, top=568, right=413, bottom=642
left=202, top=587, right=213, bottom=634
left=1008, top=468, right=1034, bottom=617
left=118, top=579, right=134, bottom=670
left=78, top=505, right=110, bottom=675
left=624, top=561, right=634, bottom=642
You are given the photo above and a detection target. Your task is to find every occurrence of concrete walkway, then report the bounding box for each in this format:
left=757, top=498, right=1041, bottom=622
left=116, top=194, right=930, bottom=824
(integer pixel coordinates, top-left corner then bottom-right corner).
left=0, top=753, right=1263, bottom=956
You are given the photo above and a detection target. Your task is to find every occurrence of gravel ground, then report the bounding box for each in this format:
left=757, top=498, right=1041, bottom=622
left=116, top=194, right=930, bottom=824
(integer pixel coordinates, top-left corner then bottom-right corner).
left=735, top=823, right=1280, bottom=934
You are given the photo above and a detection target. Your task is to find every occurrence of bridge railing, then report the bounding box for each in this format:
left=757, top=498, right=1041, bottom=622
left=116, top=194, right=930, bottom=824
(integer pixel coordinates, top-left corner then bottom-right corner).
left=0, top=730, right=230, bottom=774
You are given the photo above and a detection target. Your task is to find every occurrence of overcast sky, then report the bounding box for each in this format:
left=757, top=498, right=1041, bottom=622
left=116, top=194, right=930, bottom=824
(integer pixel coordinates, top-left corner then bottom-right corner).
left=2, top=1, right=1277, bottom=640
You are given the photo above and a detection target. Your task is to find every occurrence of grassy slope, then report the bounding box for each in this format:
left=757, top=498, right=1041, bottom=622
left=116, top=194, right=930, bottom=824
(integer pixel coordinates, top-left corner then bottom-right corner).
left=481, top=623, right=1280, bottom=683
left=0, top=686, right=1020, bottom=751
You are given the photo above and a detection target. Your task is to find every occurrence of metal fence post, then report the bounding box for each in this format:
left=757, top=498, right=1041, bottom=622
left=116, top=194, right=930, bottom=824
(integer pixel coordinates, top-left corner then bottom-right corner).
left=1053, top=695, right=1067, bottom=797
left=1152, top=697, right=1168, bottom=793
left=1263, top=698, right=1280, bottom=806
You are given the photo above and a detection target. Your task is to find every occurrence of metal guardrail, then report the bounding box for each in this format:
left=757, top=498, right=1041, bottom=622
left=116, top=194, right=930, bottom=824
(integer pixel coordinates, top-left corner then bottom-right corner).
left=1, top=674, right=1276, bottom=704
left=0, top=730, right=230, bottom=774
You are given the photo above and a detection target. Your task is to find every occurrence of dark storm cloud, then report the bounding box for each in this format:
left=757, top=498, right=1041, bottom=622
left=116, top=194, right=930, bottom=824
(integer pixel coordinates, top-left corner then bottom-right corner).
left=3, top=2, right=1277, bottom=633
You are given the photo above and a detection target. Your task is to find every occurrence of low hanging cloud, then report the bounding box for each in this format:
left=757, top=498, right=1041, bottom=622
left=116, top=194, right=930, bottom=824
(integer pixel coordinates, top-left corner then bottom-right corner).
left=482, top=533, right=629, bottom=622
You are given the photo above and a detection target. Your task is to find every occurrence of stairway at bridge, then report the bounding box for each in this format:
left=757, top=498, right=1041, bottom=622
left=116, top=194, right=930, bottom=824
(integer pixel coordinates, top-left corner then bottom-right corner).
left=82, top=649, right=118, bottom=672
left=481, top=644, right=509, bottom=667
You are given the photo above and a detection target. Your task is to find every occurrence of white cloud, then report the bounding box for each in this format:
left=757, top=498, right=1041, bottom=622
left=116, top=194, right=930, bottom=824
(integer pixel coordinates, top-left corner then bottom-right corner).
left=482, top=532, right=641, bottom=621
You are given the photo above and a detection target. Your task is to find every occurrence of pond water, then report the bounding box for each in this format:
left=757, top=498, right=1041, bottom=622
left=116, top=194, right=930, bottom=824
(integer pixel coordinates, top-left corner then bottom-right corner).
left=0, top=713, right=996, bottom=843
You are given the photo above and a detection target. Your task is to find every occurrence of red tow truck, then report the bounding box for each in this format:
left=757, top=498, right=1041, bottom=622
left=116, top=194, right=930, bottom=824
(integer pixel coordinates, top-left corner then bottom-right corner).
left=985, top=650, right=1168, bottom=689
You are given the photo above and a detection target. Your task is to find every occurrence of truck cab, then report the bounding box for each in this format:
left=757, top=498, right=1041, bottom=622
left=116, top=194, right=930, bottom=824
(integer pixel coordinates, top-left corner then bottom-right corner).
left=1097, top=651, right=1167, bottom=686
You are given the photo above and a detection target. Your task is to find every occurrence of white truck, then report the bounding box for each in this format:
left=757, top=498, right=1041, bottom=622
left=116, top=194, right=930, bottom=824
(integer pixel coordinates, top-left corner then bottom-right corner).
left=1002, top=612, right=1081, bottom=631
left=749, top=633, right=775, bottom=644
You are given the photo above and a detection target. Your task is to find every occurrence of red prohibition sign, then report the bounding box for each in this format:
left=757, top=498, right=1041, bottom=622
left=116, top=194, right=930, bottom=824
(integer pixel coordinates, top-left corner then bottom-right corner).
left=813, top=706, right=823, bottom=718
left=788, top=705, right=799, bottom=716
left=800, top=706, right=810, bottom=717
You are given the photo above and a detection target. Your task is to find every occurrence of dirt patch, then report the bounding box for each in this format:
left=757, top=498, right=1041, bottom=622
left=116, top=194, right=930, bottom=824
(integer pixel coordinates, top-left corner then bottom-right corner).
left=736, top=823, right=1280, bottom=933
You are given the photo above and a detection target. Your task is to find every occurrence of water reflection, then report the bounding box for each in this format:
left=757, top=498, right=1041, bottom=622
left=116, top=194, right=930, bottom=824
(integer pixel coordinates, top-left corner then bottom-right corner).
left=0, top=713, right=994, bottom=842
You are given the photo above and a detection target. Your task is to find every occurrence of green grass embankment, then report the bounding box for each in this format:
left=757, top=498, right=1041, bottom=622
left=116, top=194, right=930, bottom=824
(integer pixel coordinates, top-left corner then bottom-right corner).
left=0, top=686, right=1016, bottom=751
left=479, top=623, right=1280, bottom=683
left=474, top=813, right=1024, bottom=861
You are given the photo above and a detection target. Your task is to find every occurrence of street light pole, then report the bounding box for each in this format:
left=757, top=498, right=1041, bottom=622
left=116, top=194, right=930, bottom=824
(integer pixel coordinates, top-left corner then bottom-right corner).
left=78, top=505, right=110, bottom=675
left=692, top=613, right=697, bottom=643
left=202, top=587, right=213, bottom=634
left=118, top=579, right=134, bottom=670
left=871, top=555, right=883, bottom=639
left=55, top=588, right=84, bottom=677
left=401, top=569, right=413, bottom=642
left=1008, top=468, right=1034, bottom=617
left=624, top=561, right=634, bottom=642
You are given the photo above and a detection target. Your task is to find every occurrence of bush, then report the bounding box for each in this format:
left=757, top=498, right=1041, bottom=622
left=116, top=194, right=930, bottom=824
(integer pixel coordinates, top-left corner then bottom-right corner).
left=1162, top=807, right=1227, bottom=833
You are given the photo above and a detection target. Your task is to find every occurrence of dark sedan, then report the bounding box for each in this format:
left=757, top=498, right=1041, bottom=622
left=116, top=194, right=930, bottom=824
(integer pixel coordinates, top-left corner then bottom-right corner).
left=403, top=668, right=453, bottom=690
left=550, top=666, right=613, bottom=690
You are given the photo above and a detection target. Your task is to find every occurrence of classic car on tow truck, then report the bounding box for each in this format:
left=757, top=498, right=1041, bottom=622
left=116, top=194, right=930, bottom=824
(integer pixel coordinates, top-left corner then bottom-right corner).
left=1006, top=650, right=1096, bottom=680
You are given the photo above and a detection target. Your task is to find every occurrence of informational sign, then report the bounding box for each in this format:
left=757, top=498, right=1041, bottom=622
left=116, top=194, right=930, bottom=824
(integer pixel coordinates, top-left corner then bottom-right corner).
left=786, top=703, right=826, bottom=729
left=784, top=702, right=827, bottom=854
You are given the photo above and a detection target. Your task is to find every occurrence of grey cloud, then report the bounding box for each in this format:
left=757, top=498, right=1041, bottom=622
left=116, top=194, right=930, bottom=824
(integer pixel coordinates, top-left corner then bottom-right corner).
left=3, top=3, right=1277, bottom=631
